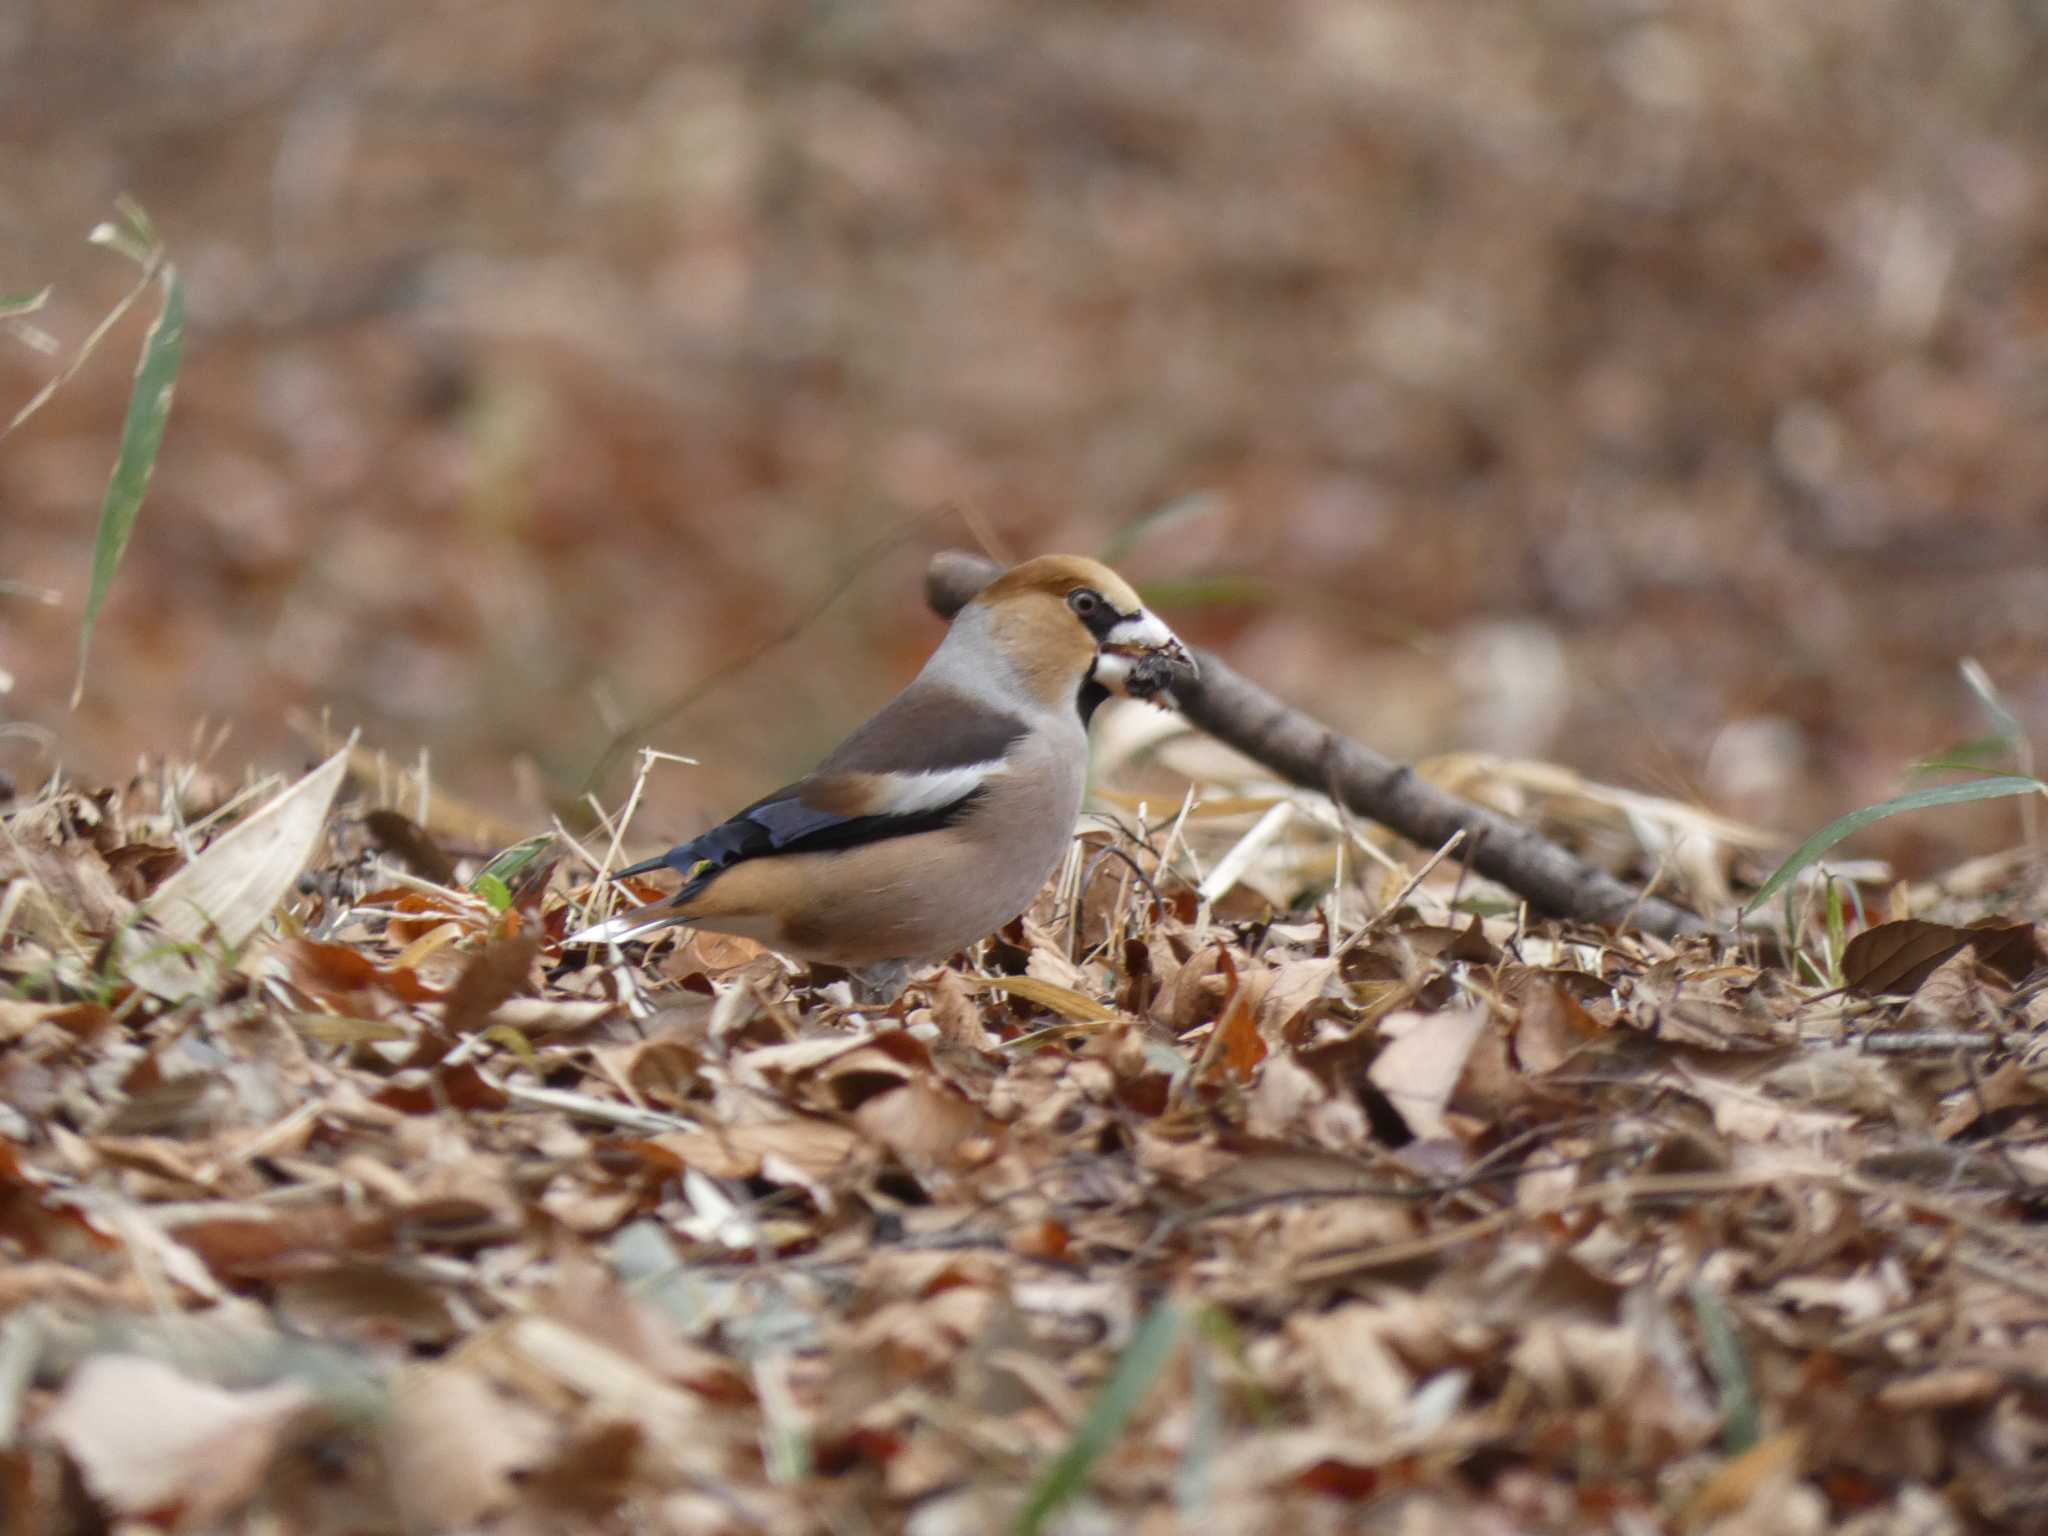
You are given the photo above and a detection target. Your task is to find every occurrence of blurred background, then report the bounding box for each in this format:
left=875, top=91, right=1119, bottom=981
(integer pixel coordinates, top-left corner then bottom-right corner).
left=4, top=0, right=2045, bottom=872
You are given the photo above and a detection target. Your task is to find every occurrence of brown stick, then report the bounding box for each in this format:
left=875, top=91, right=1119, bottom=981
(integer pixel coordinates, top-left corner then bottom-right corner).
left=926, top=550, right=1711, bottom=941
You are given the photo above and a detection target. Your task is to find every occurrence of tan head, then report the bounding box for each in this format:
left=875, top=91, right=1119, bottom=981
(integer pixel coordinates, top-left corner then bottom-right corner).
left=968, top=554, right=1196, bottom=715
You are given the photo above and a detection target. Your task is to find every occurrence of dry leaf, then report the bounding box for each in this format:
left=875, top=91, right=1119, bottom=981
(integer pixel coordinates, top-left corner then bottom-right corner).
left=123, top=745, right=351, bottom=1000
left=1841, top=918, right=2038, bottom=996
left=44, top=1354, right=312, bottom=1527
left=1367, top=1009, right=1489, bottom=1141
left=975, top=975, right=1120, bottom=1023
left=384, top=1362, right=552, bottom=1531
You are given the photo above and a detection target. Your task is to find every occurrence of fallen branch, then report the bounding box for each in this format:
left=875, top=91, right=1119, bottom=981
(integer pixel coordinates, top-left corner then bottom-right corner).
left=925, top=550, right=1711, bottom=940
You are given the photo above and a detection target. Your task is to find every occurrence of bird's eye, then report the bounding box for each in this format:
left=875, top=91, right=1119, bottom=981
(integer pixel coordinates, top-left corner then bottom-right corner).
left=1068, top=589, right=1102, bottom=618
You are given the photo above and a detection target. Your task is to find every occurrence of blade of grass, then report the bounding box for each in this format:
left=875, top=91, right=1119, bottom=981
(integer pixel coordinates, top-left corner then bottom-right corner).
left=1958, top=658, right=2025, bottom=751
left=1100, top=490, right=1223, bottom=565
left=71, top=234, right=185, bottom=706
left=1742, top=775, right=2046, bottom=917
left=1172, top=1320, right=1220, bottom=1522
left=1135, top=574, right=1269, bottom=610
left=1690, top=1281, right=1758, bottom=1453
left=1958, top=658, right=2037, bottom=846
left=1014, top=1301, right=1185, bottom=1535
left=1823, top=876, right=1846, bottom=989
left=0, top=287, right=51, bottom=319
left=1912, top=744, right=2020, bottom=775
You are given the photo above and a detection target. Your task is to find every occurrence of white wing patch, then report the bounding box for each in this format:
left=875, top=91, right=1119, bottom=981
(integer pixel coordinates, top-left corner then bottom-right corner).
left=565, top=907, right=679, bottom=946
left=868, top=762, right=1004, bottom=817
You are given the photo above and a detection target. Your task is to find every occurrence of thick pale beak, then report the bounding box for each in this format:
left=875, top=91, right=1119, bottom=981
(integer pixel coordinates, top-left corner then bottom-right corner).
left=1092, top=609, right=1198, bottom=706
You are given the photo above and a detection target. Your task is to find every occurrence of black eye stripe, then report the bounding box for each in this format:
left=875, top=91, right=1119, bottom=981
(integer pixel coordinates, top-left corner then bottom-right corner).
left=1067, top=587, right=1130, bottom=641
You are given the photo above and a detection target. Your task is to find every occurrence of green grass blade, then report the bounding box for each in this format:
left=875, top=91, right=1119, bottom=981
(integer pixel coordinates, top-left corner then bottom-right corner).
left=1690, top=1281, right=1757, bottom=1453
left=1135, top=574, right=1270, bottom=609
left=1958, top=658, right=2025, bottom=749
left=1912, top=741, right=2018, bottom=776
left=1101, top=490, right=1223, bottom=564
left=1014, top=1301, right=1185, bottom=1535
left=72, top=263, right=185, bottom=707
left=0, top=286, right=52, bottom=319
left=1742, top=774, right=2047, bottom=916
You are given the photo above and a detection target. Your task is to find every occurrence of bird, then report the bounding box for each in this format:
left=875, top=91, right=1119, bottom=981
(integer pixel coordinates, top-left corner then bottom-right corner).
left=567, top=554, right=1196, bottom=1002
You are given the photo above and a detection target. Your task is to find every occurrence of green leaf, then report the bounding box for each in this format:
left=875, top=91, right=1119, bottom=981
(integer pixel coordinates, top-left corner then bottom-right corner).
left=471, top=835, right=554, bottom=902
left=0, top=286, right=51, bottom=319
left=1743, top=775, right=2048, bottom=916
left=72, top=261, right=184, bottom=706
left=1015, top=1302, right=1185, bottom=1535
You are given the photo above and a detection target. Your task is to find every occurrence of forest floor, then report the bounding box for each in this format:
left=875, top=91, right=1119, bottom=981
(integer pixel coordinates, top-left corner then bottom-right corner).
left=2, top=729, right=2044, bottom=1534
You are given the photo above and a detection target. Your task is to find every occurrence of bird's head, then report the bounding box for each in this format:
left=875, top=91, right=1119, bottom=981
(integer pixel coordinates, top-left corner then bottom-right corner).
left=969, top=554, right=1197, bottom=717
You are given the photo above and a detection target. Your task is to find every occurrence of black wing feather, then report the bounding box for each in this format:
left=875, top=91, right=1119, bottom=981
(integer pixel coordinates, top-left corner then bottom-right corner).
left=613, top=684, right=1020, bottom=903
left=613, top=782, right=985, bottom=904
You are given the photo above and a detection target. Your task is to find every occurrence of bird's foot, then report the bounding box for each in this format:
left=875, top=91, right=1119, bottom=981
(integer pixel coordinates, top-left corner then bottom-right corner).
left=848, top=961, right=912, bottom=1008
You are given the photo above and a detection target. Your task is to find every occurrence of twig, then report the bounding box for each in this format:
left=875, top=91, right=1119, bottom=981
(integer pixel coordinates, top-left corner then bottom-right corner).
left=925, top=550, right=1711, bottom=941
left=1853, top=1032, right=2001, bottom=1054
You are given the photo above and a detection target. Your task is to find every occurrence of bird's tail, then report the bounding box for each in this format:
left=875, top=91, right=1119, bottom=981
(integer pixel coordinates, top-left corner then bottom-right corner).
left=570, top=849, right=719, bottom=946
left=564, top=897, right=683, bottom=947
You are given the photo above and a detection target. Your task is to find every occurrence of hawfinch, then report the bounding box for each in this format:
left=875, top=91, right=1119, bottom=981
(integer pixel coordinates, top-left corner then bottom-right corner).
left=569, top=555, right=1195, bottom=1001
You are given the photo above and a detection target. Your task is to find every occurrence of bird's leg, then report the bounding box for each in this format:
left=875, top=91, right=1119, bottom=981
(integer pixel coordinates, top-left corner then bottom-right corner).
left=847, top=961, right=912, bottom=1009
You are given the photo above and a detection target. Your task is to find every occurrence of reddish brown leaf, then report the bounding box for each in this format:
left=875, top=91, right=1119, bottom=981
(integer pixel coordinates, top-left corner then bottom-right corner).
left=441, top=928, right=542, bottom=1035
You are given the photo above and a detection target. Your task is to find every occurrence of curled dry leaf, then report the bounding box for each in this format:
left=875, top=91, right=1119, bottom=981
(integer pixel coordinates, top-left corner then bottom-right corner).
left=123, top=745, right=351, bottom=1000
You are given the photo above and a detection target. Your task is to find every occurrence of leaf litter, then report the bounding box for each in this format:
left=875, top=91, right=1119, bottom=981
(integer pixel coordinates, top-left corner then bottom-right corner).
left=0, top=744, right=2045, bottom=1534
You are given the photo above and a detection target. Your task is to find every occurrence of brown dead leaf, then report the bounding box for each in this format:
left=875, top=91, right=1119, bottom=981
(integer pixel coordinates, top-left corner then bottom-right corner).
left=1936, top=1057, right=2048, bottom=1139
left=282, top=937, right=442, bottom=1007
left=514, top=1419, right=648, bottom=1512
left=1368, top=1009, right=1489, bottom=1141
left=1254, top=956, right=1338, bottom=1038
left=1675, top=1428, right=1807, bottom=1530
left=384, top=1362, right=552, bottom=1531
left=852, top=1077, right=991, bottom=1170
left=168, top=1208, right=379, bottom=1281
left=361, top=809, right=457, bottom=884
left=371, top=1062, right=510, bottom=1114
left=0, top=1142, right=116, bottom=1262
left=1515, top=983, right=1603, bottom=1076
left=1157, top=943, right=1233, bottom=1034
left=0, top=833, right=133, bottom=940
left=441, top=927, right=542, bottom=1035
left=44, top=1354, right=312, bottom=1528
left=1206, top=977, right=1268, bottom=1083
left=1903, top=947, right=1984, bottom=1032
left=0, top=999, right=112, bottom=1046
left=679, top=929, right=768, bottom=972
left=641, top=1118, right=863, bottom=1182
left=975, top=974, right=1120, bottom=1023
left=1841, top=918, right=2038, bottom=996
left=272, top=1262, right=461, bottom=1345
left=1874, top=1366, right=2005, bottom=1411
